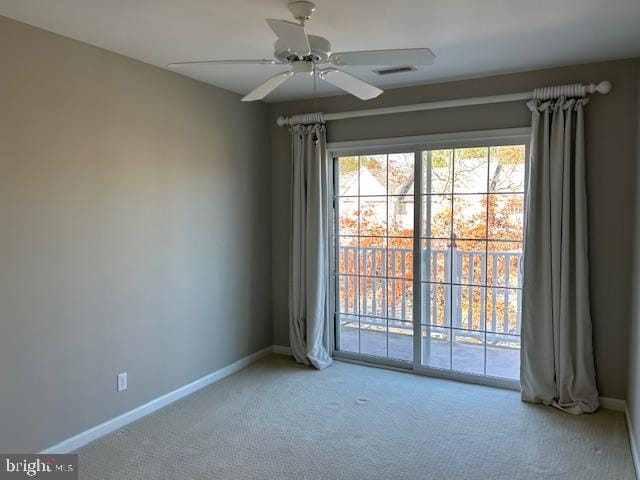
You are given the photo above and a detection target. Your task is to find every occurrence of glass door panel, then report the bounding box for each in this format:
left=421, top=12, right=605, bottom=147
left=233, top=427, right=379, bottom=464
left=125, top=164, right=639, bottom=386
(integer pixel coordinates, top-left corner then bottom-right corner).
left=420, top=146, right=525, bottom=379
left=334, top=153, right=415, bottom=362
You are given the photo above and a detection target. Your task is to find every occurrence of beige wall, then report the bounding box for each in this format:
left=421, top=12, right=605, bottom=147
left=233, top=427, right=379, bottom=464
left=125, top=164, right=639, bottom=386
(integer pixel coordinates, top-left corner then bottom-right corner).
left=270, top=59, right=640, bottom=400
left=626, top=62, right=640, bottom=455
left=0, top=15, right=272, bottom=452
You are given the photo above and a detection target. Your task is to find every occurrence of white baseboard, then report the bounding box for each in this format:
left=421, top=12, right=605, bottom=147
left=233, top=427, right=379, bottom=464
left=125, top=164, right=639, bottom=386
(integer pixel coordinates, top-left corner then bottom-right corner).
left=599, top=396, right=627, bottom=412
left=625, top=403, right=640, bottom=480
left=272, top=345, right=292, bottom=356
left=40, top=345, right=274, bottom=454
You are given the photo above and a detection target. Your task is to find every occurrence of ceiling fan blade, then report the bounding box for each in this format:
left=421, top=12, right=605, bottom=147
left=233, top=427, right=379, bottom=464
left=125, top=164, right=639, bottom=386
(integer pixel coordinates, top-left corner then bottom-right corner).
left=241, top=71, right=294, bottom=102
left=265, top=18, right=311, bottom=56
left=319, top=69, right=383, bottom=100
left=330, top=48, right=436, bottom=66
left=167, top=59, right=280, bottom=68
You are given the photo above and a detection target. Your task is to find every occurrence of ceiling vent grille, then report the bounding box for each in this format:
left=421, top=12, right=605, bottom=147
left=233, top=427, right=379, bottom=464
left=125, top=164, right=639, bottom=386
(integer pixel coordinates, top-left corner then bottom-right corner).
left=373, top=65, right=417, bottom=76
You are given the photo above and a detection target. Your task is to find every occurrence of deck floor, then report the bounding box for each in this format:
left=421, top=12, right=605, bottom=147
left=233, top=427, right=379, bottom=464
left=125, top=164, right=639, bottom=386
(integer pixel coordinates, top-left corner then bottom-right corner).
left=339, top=325, right=520, bottom=379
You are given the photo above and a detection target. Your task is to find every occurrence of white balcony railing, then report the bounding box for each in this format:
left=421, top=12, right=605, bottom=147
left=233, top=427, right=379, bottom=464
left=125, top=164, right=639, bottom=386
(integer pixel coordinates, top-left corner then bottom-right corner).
left=337, top=245, right=523, bottom=339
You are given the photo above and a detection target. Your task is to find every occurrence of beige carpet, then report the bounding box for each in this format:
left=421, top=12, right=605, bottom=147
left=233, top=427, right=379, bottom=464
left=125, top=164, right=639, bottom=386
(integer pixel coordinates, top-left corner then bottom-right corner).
left=77, top=355, right=634, bottom=479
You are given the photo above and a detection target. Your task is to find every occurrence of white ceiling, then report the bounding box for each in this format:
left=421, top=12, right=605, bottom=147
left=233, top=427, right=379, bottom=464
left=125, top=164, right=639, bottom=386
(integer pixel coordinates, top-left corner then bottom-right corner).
left=2, top=0, right=640, bottom=103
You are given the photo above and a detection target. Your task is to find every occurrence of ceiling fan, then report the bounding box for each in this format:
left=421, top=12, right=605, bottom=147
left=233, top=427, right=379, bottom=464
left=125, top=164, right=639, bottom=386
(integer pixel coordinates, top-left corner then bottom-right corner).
left=167, top=1, right=435, bottom=102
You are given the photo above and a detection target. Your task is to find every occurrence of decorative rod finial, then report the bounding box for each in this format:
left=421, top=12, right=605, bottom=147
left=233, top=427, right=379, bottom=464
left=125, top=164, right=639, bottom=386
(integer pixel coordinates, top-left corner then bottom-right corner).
left=276, top=116, right=288, bottom=127
left=595, top=81, right=612, bottom=95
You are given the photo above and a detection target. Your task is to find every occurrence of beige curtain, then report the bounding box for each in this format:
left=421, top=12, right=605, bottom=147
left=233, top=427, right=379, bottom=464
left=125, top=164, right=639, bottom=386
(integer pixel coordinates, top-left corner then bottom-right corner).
left=521, top=96, right=599, bottom=414
left=289, top=122, right=333, bottom=369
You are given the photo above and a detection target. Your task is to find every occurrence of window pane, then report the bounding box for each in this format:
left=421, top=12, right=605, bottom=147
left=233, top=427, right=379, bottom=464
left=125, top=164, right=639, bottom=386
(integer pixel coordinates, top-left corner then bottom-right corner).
left=451, top=328, right=485, bottom=375
left=359, top=196, right=387, bottom=236
left=360, top=155, right=387, bottom=195
left=422, top=325, right=451, bottom=370
left=359, top=276, right=387, bottom=318
left=360, top=316, right=387, bottom=357
left=454, top=285, right=486, bottom=331
left=423, top=149, right=453, bottom=194
left=454, top=147, right=488, bottom=194
left=489, top=146, right=526, bottom=193
left=487, top=241, right=523, bottom=288
left=422, top=194, right=452, bottom=238
left=337, top=314, right=359, bottom=353
left=337, top=156, right=359, bottom=196
left=388, top=237, right=413, bottom=280
left=336, top=275, right=358, bottom=314
left=486, top=334, right=520, bottom=379
left=422, top=239, right=451, bottom=283
left=485, top=287, right=521, bottom=336
left=387, top=278, right=413, bottom=322
left=336, top=236, right=357, bottom=276
left=388, top=320, right=413, bottom=361
left=487, top=194, right=524, bottom=241
left=422, top=282, right=451, bottom=327
left=388, top=153, right=414, bottom=195
left=388, top=195, right=414, bottom=237
left=452, top=240, right=487, bottom=285
left=358, top=237, right=386, bottom=277
left=337, top=197, right=358, bottom=235
left=453, top=194, right=487, bottom=239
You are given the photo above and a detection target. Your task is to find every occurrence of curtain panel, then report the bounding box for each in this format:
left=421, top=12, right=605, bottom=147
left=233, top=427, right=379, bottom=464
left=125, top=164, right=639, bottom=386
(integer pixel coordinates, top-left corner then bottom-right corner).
left=288, top=123, right=333, bottom=369
left=521, top=97, right=599, bottom=414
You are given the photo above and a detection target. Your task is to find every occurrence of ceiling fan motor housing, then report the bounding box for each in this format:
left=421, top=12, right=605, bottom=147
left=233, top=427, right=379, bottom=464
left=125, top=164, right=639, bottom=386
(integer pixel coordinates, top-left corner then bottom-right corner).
left=274, top=34, right=331, bottom=64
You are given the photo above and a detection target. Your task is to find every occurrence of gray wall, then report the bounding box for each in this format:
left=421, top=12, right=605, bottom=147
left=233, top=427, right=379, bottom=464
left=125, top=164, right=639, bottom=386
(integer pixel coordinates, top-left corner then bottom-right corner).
left=0, top=15, right=272, bottom=453
left=270, top=59, right=640, bottom=400
left=627, top=63, right=640, bottom=453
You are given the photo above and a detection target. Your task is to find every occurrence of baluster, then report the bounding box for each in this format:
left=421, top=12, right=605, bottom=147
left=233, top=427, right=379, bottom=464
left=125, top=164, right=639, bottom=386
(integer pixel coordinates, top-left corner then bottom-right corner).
left=401, top=251, right=407, bottom=320
left=453, top=249, right=462, bottom=329
left=504, top=254, right=510, bottom=333
left=431, top=251, right=437, bottom=282
left=444, top=249, right=451, bottom=327
left=362, top=249, right=368, bottom=316
left=354, top=246, right=360, bottom=317
left=338, top=271, right=343, bottom=313
left=382, top=247, right=388, bottom=322
left=372, top=249, right=377, bottom=315
left=503, top=288, right=510, bottom=334
left=504, top=254, right=511, bottom=288
left=467, top=275, right=473, bottom=330
left=516, top=287, right=522, bottom=336
left=480, top=252, right=486, bottom=331
left=491, top=253, right=498, bottom=333
left=391, top=248, right=397, bottom=319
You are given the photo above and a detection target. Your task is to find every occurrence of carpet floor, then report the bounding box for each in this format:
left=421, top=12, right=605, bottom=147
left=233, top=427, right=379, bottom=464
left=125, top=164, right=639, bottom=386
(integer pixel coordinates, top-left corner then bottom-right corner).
left=76, top=355, right=634, bottom=479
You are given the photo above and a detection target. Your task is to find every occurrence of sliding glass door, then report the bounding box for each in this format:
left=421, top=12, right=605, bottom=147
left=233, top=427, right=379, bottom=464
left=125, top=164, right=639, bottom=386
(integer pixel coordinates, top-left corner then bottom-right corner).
left=333, top=132, right=527, bottom=384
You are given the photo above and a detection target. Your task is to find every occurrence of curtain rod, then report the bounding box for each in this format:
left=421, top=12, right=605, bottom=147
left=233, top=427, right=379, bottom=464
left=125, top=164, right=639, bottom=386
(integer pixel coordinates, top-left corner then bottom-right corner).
left=276, top=81, right=612, bottom=127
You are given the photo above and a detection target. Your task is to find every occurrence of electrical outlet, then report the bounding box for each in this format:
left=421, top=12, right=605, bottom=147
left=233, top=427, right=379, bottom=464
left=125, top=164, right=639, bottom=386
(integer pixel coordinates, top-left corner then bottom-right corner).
left=117, top=372, right=127, bottom=392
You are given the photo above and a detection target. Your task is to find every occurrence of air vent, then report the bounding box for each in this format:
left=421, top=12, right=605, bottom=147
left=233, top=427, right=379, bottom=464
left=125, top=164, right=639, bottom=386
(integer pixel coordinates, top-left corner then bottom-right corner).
left=373, top=65, right=417, bottom=76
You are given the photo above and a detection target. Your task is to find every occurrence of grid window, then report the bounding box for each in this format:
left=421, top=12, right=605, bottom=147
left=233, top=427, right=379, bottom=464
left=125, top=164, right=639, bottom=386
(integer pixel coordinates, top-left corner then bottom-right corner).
left=334, top=143, right=526, bottom=381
